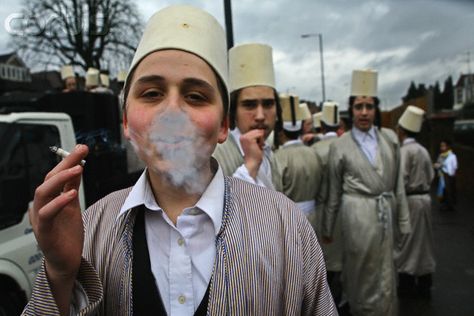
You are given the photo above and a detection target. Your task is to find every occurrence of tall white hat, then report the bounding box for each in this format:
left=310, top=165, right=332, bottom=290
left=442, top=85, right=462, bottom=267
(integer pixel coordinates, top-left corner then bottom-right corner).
left=126, top=5, right=228, bottom=103
left=398, top=105, right=425, bottom=133
left=61, top=65, right=75, bottom=80
left=280, top=94, right=304, bottom=131
left=100, top=73, right=110, bottom=87
left=117, top=70, right=127, bottom=83
left=86, top=67, right=100, bottom=87
left=313, top=112, right=322, bottom=129
left=299, top=103, right=312, bottom=120
left=229, top=43, right=275, bottom=93
left=321, top=101, right=340, bottom=126
left=351, top=69, right=378, bottom=97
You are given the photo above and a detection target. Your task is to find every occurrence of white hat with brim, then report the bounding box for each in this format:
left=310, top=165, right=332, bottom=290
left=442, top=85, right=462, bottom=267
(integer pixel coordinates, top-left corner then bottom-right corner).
left=229, top=43, right=275, bottom=93
left=280, top=94, right=305, bottom=131
left=299, top=103, right=312, bottom=120
left=100, top=74, right=110, bottom=87
left=351, top=69, right=378, bottom=97
left=313, top=112, right=322, bottom=129
left=86, top=67, right=100, bottom=87
left=117, top=70, right=127, bottom=83
left=399, top=105, right=425, bottom=133
left=61, top=65, right=75, bottom=80
left=125, top=5, right=228, bottom=105
left=321, top=101, right=340, bottom=126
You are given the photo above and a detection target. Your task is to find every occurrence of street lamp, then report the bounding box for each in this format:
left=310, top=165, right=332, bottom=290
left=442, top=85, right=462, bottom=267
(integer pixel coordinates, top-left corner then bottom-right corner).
left=301, top=33, right=326, bottom=103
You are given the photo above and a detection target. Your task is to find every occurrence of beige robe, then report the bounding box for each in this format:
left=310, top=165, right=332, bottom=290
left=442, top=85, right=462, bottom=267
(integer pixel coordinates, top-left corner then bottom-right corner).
left=274, top=141, right=321, bottom=215
left=213, top=133, right=283, bottom=191
left=324, top=128, right=410, bottom=316
left=395, top=139, right=436, bottom=275
left=23, top=177, right=336, bottom=315
left=312, top=134, right=342, bottom=271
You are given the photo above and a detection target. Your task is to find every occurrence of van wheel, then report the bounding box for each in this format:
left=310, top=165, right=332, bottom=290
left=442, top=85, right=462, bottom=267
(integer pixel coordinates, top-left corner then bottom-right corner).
left=0, top=287, right=26, bottom=316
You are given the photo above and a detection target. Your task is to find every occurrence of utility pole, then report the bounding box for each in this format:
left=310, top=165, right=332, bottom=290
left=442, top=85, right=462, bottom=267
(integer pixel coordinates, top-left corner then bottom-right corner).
left=223, top=0, right=234, bottom=49
left=301, top=33, right=326, bottom=104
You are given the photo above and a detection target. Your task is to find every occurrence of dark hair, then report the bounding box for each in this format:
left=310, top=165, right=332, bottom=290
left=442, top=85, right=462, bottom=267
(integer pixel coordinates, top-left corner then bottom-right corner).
left=440, top=139, right=452, bottom=147
left=321, top=121, right=339, bottom=133
left=348, top=96, right=381, bottom=129
left=121, top=64, right=229, bottom=117
left=229, top=87, right=283, bottom=149
left=399, top=126, right=418, bottom=138
left=283, top=129, right=300, bottom=140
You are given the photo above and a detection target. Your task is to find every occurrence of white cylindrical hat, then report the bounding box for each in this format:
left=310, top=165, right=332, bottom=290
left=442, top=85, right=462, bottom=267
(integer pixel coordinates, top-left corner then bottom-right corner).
left=61, top=65, right=75, bottom=80
left=86, top=67, right=100, bottom=87
left=313, top=112, right=322, bottom=129
left=229, top=43, right=275, bottom=93
left=299, top=103, right=312, bottom=120
left=321, top=101, right=340, bottom=126
left=126, top=5, right=228, bottom=104
left=117, top=70, right=127, bottom=83
left=351, top=69, right=378, bottom=97
left=100, top=74, right=110, bottom=87
left=280, top=94, right=304, bottom=131
left=399, top=105, right=425, bottom=133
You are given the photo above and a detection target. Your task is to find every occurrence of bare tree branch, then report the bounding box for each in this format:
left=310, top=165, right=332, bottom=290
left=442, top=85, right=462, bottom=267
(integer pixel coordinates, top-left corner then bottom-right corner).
left=10, top=0, right=142, bottom=74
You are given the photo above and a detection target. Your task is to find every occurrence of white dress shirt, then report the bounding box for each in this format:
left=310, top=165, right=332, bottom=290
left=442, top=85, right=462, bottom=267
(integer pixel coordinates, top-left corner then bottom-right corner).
left=352, top=126, right=378, bottom=166
left=230, top=128, right=275, bottom=189
left=118, top=167, right=224, bottom=315
left=441, top=152, right=458, bottom=176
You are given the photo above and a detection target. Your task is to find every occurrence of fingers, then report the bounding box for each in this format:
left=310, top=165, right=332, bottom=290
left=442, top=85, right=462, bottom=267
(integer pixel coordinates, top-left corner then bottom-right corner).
left=34, top=165, right=83, bottom=217
left=46, top=144, right=89, bottom=181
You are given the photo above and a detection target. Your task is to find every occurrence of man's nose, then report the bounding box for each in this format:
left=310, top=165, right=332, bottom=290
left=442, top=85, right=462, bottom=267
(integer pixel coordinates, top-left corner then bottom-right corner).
left=255, top=105, right=265, bottom=120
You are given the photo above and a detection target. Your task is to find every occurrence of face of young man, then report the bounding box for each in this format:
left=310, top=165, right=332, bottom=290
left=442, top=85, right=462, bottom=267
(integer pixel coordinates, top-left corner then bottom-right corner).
left=352, top=96, right=376, bottom=132
left=65, top=77, right=77, bottom=91
left=235, top=86, right=277, bottom=140
left=123, top=49, right=228, bottom=192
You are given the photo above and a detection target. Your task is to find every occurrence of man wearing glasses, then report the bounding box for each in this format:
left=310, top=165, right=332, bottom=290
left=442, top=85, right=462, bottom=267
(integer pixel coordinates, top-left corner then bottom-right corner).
left=213, top=43, right=283, bottom=191
left=322, top=69, right=411, bottom=316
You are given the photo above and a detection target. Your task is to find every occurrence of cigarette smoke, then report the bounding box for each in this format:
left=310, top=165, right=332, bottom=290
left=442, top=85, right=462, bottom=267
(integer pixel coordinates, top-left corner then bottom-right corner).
left=129, top=109, right=212, bottom=194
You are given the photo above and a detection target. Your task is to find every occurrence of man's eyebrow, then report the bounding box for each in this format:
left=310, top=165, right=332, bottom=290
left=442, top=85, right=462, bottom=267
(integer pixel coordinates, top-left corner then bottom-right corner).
left=135, top=75, right=166, bottom=85
left=181, top=78, right=215, bottom=91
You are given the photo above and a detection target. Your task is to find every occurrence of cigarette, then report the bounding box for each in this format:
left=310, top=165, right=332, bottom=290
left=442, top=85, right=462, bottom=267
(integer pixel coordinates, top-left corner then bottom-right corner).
left=49, top=146, right=86, bottom=166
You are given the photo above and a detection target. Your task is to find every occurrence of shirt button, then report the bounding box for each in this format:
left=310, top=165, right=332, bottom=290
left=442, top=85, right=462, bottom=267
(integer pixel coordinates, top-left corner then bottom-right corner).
left=177, top=237, right=185, bottom=246
left=178, top=295, right=186, bottom=304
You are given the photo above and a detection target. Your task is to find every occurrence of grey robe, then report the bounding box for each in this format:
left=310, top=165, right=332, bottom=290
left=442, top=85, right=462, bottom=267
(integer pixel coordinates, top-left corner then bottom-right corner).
left=213, top=133, right=283, bottom=191
left=274, top=142, right=321, bottom=215
left=312, top=134, right=342, bottom=272
left=23, top=177, right=336, bottom=315
left=324, top=128, right=410, bottom=316
left=395, top=139, right=436, bottom=275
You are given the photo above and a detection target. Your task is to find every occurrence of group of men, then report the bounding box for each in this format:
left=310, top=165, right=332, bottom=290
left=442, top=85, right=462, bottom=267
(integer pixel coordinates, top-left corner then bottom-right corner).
left=60, top=65, right=123, bottom=94
left=23, top=4, right=442, bottom=316
left=212, top=40, right=439, bottom=315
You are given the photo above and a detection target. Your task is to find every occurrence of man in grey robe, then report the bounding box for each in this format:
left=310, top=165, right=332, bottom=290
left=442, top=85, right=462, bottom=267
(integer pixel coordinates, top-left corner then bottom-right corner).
left=323, top=69, right=411, bottom=316
left=395, top=106, right=436, bottom=299
left=274, top=94, right=321, bottom=217
left=213, top=43, right=283, bottom=191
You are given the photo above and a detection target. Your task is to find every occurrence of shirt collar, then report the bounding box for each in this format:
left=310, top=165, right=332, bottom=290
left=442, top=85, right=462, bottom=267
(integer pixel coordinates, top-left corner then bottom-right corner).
left=322, top=131, right=338, bottom=140
left=403, top=137, right=416, bottom=146
left=352, top=126, right=377, bottom=141
left=281, top=139, right=303, bottom=148
left=118, top=166, right=225, bottom=235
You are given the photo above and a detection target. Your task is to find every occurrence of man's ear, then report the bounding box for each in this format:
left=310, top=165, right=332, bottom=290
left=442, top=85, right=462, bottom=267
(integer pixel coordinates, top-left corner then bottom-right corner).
left=218, top=116, right=229, bottom=144
left=123, top=110, right=130, bottom=140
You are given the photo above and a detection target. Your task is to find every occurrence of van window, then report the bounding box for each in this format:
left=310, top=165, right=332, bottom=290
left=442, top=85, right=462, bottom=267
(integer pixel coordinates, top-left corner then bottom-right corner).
left=0, top=122, right=60, bottom=229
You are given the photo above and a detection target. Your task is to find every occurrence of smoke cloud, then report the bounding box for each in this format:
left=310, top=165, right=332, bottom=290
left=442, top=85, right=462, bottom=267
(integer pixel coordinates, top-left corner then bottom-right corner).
left=129, top=109, right=212, bottom=194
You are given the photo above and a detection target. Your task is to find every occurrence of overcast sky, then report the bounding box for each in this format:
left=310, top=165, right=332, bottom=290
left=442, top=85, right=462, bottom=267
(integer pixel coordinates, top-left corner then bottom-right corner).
left=1, top=0, right=473, bottom=109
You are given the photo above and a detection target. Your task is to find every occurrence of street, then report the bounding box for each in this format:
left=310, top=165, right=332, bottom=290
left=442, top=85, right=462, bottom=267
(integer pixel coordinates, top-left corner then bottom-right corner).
left=399, top=144, right=474, bottom=316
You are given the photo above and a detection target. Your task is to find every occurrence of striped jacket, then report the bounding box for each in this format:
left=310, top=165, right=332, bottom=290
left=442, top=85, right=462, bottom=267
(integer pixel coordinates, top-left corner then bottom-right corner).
left=23, top=177, right=337, bottom=315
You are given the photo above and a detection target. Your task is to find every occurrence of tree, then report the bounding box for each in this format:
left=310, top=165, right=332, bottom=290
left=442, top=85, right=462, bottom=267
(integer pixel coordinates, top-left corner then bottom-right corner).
left=442, top=76, right=454, bottom=110
left=10, top=0, right=143, bottom=74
